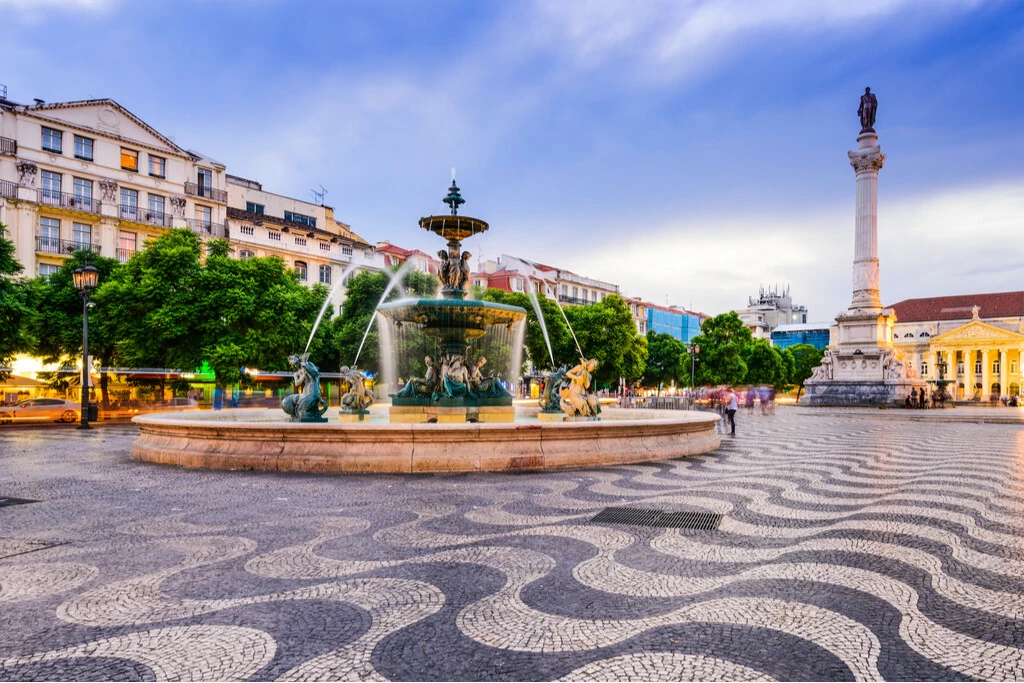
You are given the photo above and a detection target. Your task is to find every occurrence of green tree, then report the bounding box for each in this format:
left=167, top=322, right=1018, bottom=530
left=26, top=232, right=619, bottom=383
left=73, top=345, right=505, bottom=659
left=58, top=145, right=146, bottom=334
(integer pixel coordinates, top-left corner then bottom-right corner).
left=196, top=242, right=326, bottom=387
left=642, top=330, right=687, bottom=393
left=30, top=251, right=123, bottom=407
left=95, top=229, right=207, bottom=392
left=742, top=338, right=787, bottom=387
left=776, top=346, right=795, bottom=392
left=0, top=223, right=32, bottom=380
left=788, top=343, right=825, bottom=400
left=685, top=311, right=752, bottom=386
left=565, top=294, right=647, bottom=388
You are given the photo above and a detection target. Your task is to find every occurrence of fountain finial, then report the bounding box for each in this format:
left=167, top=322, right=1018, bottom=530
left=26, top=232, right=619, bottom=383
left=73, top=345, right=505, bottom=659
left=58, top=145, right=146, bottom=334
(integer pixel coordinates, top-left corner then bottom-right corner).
left=443, top=179, right=465, bottom=216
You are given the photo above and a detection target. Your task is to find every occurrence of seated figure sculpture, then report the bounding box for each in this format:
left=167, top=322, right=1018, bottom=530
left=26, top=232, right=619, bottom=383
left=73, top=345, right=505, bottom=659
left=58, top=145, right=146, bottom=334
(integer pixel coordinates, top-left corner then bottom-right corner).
left=560, top=358, right=601, bottom=418
left=468, top=356, right=512, bottom=399
left=438, top=353, right=475, bottom=399
left=393, top=355, right=439, bottom=398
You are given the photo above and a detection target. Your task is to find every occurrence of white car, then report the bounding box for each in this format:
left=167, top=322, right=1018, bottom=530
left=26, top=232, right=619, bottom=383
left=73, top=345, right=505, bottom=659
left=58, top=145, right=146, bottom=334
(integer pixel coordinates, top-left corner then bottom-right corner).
left=0, top=398, right=81, bottom=424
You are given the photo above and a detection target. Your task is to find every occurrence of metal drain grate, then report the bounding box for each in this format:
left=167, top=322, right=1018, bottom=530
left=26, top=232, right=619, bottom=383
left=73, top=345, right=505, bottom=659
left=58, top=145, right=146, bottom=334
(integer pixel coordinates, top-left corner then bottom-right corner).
left=591, top=507, right=722, bottom=530
left=0, top=497, right=38, bottom=508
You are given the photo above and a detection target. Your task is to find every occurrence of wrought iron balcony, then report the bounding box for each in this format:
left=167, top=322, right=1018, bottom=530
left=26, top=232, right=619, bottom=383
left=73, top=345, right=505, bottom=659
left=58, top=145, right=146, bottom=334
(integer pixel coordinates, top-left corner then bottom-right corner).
left=116, top=247, right=136, bottom=263
left=0, top=136, right=15, bottom=156
left=184, top=182, right=227, bottom=203
left=141, top=210, right=174, bottom=228
left=119, top=204, right=143, bottom=222
left=185, top=218, right=227, bottom=237
left=38, top=189, right=102, bottom=214
left=557, top=295, right=595, bottom=306
left=36, top=235, right=101, bottom=256
left=0, top=179, right=16, bottom=199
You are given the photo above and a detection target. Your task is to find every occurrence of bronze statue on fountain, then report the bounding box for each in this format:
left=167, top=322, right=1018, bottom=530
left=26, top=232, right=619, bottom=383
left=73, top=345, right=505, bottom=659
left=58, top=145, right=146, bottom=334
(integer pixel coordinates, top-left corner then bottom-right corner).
left=379, top=178, right=527, bottom=421
left=281, top=353, right=329, bottom=422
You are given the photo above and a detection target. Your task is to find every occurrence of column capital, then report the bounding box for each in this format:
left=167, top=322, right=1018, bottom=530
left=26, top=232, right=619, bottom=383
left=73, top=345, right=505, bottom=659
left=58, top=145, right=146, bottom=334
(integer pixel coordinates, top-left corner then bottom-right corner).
left=848, top=147, right=886, bottom=174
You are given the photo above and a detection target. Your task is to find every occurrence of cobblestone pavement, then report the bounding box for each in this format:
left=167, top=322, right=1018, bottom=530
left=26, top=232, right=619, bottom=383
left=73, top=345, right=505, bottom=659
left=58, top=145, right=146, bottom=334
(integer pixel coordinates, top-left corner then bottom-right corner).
left=2, top=410, right=1024, bottom=681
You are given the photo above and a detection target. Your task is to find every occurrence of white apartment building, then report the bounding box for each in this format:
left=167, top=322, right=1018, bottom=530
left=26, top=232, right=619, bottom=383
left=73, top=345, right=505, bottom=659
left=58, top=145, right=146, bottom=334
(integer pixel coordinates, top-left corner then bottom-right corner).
left=225, top=175, right=382, bottom=313
left=486, top=254, right=621, bottom=304
left=0, top=97, right=228, bottom=275
left=0, top=93, right=382, bottom=316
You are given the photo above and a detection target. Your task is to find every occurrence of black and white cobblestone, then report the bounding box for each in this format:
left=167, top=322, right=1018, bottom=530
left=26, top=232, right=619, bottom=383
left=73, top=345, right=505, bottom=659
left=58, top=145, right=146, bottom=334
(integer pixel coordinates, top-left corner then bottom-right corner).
left=1, top=412, right=1023, bottom=680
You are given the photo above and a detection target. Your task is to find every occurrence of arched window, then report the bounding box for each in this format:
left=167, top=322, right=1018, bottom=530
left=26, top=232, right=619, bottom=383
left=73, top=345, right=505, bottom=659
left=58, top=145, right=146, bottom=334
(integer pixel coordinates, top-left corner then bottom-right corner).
left=294, top=261, right=307, bottom=281
left=239, top=249, right=255, bottom=260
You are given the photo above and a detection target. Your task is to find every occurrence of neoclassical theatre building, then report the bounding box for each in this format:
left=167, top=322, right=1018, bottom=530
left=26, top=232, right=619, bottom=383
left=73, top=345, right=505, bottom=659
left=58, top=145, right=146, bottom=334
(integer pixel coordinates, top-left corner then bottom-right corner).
left=889, top=291, right=1024, bottom=400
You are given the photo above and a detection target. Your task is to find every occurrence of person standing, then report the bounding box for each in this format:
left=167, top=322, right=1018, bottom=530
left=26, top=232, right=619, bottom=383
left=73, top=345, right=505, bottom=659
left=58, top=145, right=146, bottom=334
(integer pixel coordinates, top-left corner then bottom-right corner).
left=724, top=387, right=738, bottom=436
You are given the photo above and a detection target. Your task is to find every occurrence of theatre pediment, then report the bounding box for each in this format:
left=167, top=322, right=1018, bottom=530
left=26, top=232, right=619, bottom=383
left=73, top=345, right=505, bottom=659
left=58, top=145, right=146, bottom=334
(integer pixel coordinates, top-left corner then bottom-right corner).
left=930, top=320, right=1024, bottom=344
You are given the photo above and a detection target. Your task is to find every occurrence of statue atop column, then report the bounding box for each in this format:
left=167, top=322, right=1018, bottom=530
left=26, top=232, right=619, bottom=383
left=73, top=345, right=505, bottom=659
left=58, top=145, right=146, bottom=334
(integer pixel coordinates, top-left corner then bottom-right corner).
left=858, top=87, right=878, bottom=134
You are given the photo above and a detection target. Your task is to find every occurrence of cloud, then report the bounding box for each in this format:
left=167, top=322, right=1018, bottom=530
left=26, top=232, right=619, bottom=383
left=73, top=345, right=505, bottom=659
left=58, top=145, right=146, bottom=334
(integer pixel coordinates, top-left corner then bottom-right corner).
left=521, top=0, right=984, bottom=83
left=0, top=0, right=120, bottom=22
left=558, top=177, right=1024, bottom=319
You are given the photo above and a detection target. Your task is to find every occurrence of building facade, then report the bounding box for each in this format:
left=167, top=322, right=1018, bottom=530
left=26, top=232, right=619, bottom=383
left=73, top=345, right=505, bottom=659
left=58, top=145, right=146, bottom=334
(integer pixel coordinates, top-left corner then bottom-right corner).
left=225, top=174, right=381, bottom=313
left=889, top=291, right=1024, bottom=400
left=0, top=98, right=228, bottom=276
left=771, top=322, right=831, bottom=350
left=738, top=285, right=808, bottom=339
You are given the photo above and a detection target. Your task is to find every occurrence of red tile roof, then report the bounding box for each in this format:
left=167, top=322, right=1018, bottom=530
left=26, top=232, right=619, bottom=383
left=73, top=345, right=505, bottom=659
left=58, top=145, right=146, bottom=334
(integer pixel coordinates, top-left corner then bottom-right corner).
left=888, top=291, right=1024, bottom=323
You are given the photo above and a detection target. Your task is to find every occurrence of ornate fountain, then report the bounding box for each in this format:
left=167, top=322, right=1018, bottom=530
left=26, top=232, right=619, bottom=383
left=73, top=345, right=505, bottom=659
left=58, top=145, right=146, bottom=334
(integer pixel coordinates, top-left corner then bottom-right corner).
left=377, top=180, right=528, bottom=423
left=130, top=177, right=721, bottom=473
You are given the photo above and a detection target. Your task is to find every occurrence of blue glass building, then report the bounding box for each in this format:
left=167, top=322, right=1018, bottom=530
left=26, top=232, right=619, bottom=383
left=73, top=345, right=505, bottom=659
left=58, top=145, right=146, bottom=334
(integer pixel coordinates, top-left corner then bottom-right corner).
left=647, top=306, right=702, bottom=343
left=771, top=323, right=831, bottom=350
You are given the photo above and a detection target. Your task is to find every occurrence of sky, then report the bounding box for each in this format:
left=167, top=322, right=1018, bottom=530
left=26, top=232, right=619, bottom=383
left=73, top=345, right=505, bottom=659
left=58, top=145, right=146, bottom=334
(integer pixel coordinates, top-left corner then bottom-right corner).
left=3, top=0, right=1022, bottom=320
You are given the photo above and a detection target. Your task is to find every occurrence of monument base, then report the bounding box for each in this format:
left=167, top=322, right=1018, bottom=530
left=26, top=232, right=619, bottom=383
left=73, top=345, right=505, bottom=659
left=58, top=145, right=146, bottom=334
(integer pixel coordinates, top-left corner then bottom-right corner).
left=800, top=379, right=920, bottom=407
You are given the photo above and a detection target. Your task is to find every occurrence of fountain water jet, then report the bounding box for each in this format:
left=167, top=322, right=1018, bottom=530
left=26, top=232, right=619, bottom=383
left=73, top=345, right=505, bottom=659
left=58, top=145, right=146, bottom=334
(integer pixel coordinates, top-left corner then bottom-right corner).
left=304, top=262, right=359, bottom=353
left=352, top=259, right=417, bottom=369
left=524, top=277, right=555, bottom=367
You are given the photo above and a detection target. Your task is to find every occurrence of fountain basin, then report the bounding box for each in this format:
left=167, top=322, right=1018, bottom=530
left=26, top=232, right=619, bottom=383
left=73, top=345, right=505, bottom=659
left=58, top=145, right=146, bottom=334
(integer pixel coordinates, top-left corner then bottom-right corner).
left=131, top=407, right=720, bottom=473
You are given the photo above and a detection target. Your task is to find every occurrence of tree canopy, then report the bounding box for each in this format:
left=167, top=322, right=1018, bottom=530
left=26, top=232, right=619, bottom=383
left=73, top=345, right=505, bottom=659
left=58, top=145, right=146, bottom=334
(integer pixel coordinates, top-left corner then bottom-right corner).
left=788, top=343, right=825, bottom=399
left=684, top=311, right=751, bottom=386
left=642, top=330, right=687, bottom=393
left=0, top=223, right=32, bottom=380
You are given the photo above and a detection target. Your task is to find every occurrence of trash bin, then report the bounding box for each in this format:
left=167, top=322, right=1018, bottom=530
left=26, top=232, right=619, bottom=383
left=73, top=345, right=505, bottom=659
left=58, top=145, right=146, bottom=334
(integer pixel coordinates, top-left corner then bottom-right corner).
left=87, top=404, right=98, bottom=421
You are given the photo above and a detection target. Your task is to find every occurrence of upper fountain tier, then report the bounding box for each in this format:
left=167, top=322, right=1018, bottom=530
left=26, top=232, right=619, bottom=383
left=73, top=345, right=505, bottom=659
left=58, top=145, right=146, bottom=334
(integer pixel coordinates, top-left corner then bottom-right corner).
left=419, top=179, right=489, bottom=246
left=419, top=179, right=491, bottom=301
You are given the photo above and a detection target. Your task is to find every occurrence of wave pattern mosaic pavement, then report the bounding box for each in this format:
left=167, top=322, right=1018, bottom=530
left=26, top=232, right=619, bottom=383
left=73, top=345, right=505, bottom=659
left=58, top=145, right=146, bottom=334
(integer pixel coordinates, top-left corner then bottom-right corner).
left=2, top=413, right=1024, bottom=680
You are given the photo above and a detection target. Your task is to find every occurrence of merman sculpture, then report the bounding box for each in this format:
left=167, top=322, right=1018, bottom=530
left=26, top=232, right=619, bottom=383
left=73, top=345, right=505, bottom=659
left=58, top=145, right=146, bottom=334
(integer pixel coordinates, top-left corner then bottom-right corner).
left=281, top=353, right=329, bottom=422
left=469, top=356, right=512, bottom=399
left=340, top=366, right=374, bottom=413
left=560, top=358, right=601, bottom=419
left=539, top=366, right=568, bottom=413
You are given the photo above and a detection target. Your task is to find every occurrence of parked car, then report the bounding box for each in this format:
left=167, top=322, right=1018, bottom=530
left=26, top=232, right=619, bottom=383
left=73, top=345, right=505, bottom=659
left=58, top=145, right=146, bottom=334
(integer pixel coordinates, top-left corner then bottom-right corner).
left=0, top=398, right=81, bottom=424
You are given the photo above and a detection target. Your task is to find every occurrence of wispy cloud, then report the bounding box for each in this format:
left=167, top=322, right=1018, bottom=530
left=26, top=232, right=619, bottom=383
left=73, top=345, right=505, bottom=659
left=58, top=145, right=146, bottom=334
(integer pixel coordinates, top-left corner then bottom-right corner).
left=521, top=0, right=984, bottom=83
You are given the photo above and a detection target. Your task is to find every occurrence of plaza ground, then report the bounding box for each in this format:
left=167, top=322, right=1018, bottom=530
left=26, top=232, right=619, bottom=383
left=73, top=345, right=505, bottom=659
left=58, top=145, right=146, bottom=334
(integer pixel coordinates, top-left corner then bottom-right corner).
left=2, top=408, right=1024, bottom=680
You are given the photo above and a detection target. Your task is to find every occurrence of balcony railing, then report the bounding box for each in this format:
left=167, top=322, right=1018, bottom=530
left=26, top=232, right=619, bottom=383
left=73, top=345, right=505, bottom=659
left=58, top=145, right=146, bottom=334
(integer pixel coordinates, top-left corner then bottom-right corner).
left=186, top=218, right=227, bottom=237
left=0, top=179, right=16, bottom=199
left=119, top=204, right=143, bottom=222
left=557, top=295, right=595, bottom=306
left=36, top=235, right=101, bottom=256
left=116, top=247, right=136, bottom=263
left=0, top=136, right=15, bottom=156
left=141, top=210, right=174, bottom=228
left=38, top=189, right=102, bottom=214
left=184, top=182, right=227, bottom=203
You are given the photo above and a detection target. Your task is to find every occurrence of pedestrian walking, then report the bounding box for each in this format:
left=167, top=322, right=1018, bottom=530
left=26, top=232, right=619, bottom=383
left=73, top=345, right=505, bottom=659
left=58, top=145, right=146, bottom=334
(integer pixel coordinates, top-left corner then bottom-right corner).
left=744, top=387, right=755, bottom=415
left=724, top=387, right=738, bottom=435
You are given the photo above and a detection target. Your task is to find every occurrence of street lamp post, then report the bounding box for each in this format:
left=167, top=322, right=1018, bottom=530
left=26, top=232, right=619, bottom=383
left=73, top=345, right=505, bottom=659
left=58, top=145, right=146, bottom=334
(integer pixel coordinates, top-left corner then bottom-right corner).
left=72, top=263, right=99, bottom=430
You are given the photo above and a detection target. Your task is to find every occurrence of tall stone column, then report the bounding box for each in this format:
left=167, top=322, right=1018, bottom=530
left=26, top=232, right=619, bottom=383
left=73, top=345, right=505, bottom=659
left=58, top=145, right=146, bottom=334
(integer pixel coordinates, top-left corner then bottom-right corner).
left=848, top=133, right=886, bottom=310
left=999, top=349, right=1007, bottom=399
left=982, top=350, right=991, bottom=399
left=962, top=350, right=972, bottom=398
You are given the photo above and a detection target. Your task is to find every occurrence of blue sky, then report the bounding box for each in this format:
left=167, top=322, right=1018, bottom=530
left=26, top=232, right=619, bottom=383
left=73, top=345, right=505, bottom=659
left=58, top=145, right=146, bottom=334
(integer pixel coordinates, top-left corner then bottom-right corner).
left=4, top=0, right=1023, bottom=319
